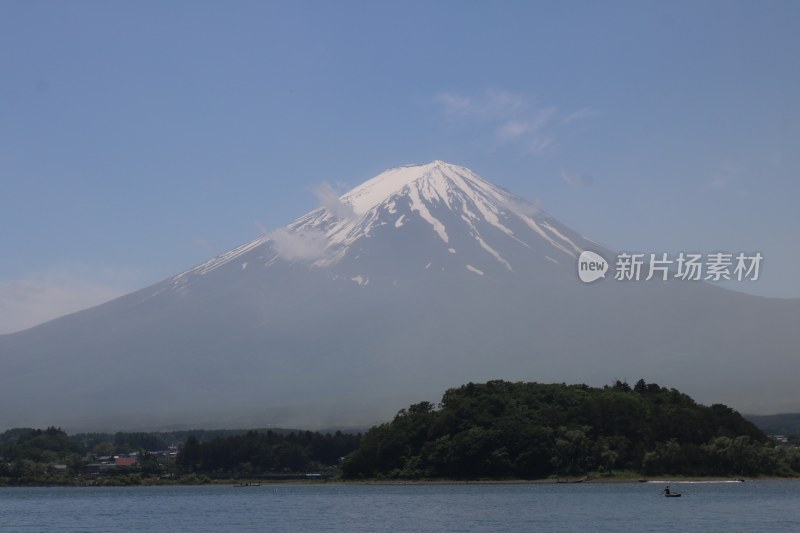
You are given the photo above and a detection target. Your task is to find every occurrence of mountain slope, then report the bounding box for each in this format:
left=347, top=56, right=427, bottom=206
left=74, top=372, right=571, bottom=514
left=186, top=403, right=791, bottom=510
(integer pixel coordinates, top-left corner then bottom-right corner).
left=1, top=161, right=798, bottom=431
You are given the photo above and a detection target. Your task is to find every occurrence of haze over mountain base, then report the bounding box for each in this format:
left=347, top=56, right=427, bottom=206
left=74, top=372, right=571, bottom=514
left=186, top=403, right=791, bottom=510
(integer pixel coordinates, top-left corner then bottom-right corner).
left=1, top=161, right=797, bottom=431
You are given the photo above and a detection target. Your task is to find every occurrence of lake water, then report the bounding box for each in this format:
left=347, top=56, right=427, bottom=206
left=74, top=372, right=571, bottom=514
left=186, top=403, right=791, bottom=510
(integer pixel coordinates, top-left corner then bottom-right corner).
left=1, top=481, right=798, bottom=532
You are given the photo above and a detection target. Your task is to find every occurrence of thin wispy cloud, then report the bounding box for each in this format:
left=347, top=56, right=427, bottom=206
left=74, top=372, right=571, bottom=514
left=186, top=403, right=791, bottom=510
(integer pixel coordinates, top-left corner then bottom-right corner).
left=708, top=176, right=729, bottom=189
left=499, top=196, right=541, bottom=217
left=191, top=237, right=215, bottom=253
left=254, top=219, right=270, bottom=236
left=266, top=181, right=355, bottom=262
left=436, top=92, right=472, bottom=115
left=707, top=161, right=750, bottom=196
left=436, top=89, right=527, bottom=120
left=310, top=181, right=356, bottom=220
left=435, top=89, right=595, bottom=156
left=560, top=169, right=594, bottom=189
left=495, top=119, right=530, bottom=142
left=562, top=107, right=599, bottom=124
left=0, top=267, right=135, bottom=334
left=269, top=227, right=329, bottom=261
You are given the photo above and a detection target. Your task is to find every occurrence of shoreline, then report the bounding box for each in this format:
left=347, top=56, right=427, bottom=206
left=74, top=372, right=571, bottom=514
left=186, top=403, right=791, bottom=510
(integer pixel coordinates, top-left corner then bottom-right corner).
left=354, top=476, right=778, bottom=485
left=2, top=475, right=797, bottom=488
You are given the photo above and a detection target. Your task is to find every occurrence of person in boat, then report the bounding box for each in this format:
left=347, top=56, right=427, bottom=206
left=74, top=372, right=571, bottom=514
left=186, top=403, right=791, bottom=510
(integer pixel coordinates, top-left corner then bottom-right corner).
left=664, top=485, right=671, bottom=495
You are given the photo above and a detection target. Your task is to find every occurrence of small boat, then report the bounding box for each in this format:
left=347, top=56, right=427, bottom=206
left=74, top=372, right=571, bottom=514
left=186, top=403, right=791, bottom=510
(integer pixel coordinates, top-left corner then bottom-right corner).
left=665, top=493, right=682, bottom=497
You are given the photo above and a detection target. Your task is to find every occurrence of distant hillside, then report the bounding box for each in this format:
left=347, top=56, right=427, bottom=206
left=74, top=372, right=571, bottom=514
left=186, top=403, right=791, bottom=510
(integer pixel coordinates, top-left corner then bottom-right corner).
left=343, top=380, right=799, bottom=479
left=0, top=427, right=320, bottom=453
left=746, top=414, right=800, bottom=436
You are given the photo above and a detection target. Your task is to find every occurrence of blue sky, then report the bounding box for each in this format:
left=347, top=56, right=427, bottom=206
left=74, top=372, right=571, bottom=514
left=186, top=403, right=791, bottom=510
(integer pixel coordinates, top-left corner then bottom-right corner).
left=1, top=0, right=799, bottom=333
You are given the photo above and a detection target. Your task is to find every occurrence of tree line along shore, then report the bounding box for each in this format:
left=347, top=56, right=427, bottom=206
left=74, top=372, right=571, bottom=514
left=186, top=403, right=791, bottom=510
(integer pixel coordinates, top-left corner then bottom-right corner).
left=2, top=380, right=798, bottom=486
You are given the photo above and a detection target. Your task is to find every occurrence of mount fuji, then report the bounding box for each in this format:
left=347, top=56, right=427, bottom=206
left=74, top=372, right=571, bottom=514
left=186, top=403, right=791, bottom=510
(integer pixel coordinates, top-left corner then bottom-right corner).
left=1, top=161, right=798, bottom=431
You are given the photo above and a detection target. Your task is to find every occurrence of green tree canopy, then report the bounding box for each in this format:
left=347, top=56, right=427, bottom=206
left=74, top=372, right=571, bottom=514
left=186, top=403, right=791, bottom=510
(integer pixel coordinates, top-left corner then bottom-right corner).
left=343, top=380, right=785, bottom=479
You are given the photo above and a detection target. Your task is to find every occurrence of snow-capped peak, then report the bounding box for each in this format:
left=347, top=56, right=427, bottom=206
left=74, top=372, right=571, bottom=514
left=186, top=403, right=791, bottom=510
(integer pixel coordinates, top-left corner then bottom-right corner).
left=342, top=160, right=511, bottom=216
left=280, top=160, right=586, bottom=268
left=173, top=161, right=590, bottom=283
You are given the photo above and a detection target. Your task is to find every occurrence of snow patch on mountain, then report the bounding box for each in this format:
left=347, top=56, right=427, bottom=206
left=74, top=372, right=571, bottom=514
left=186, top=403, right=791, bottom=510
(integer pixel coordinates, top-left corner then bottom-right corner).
left=466, top=265, right=484, bottom=276
left=474, top=234, right=512, bottom=271
left=351, top=275, right=368, bottom=286
left=174, top=237, right=267, bottom=281
left=519, top=215, right=575, bottom=256
left=408, top=186, right=449, bottom=243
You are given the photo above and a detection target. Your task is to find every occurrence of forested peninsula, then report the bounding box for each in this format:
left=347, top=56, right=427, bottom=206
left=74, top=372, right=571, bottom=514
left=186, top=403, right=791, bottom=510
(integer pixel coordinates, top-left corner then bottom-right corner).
left=342, top=380, right=799, bottom=479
